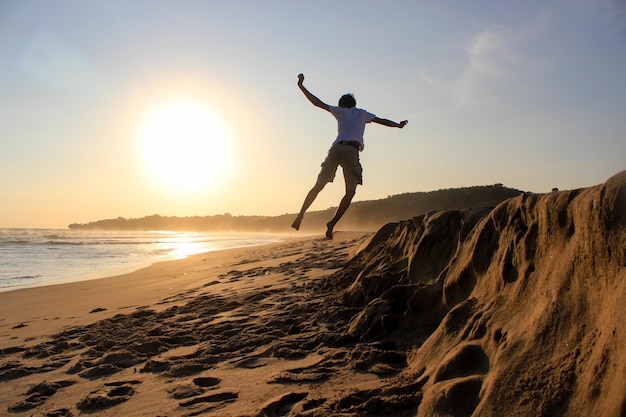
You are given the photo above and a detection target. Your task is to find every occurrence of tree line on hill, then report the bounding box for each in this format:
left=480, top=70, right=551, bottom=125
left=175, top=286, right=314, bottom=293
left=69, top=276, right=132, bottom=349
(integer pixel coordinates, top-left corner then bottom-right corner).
left=68, top=184, right=524, bottom=233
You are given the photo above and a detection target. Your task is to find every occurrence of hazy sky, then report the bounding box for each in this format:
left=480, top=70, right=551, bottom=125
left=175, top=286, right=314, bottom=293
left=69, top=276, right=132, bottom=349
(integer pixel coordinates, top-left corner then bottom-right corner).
left=1, top=0, right=625, bottom=228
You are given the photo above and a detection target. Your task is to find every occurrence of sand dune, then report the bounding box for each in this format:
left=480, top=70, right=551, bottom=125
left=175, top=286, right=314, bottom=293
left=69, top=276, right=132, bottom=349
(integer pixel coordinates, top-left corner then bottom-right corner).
left=1, top=171, right=624, bottom=416
left=338, top=170, right=626, bottom=416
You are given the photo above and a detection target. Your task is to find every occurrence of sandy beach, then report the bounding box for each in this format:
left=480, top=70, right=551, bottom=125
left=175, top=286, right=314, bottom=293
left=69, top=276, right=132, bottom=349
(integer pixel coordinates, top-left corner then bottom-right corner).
left=1, top=232, right=381, bottom=417
left=1, top=171, right=625, bottom=417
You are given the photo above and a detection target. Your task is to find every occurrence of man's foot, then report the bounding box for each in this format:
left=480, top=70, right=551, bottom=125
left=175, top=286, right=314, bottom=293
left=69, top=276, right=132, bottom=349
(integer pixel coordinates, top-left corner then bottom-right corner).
left=291, top=215, right=303, bottom=231
left=325, top=222, right=334, bottom=240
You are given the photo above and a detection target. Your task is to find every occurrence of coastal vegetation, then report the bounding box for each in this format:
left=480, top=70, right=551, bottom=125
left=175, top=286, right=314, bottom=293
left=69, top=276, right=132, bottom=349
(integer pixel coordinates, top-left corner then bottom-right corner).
left=69, top=184, right=524, bottom=232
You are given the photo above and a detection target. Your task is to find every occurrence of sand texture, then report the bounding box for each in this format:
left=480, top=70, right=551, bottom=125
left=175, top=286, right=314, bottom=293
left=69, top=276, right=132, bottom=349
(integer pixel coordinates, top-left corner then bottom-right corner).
left=1, top=170, right=625, bottom=417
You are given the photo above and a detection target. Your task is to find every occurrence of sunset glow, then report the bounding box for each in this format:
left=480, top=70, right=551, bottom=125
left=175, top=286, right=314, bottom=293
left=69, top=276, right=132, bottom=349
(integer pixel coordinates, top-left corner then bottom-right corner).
left=136, top=99, right=232, bottom=194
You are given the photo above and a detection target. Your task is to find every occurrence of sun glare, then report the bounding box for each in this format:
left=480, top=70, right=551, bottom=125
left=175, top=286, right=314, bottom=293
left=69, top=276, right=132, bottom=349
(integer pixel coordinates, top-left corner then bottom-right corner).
left=136, top=98, right=232, bottom=193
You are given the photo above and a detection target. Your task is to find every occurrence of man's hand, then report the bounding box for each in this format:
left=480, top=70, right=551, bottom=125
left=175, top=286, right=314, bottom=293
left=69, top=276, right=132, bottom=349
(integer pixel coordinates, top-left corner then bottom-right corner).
left=373, top=117, right=408, bottom=128
left=297, top=74, right=330, bottom=111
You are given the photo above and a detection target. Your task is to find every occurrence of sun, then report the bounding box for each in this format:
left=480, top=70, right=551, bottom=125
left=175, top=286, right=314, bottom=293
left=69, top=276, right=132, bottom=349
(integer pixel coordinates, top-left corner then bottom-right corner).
left=136, top=98, right=232, bottom=193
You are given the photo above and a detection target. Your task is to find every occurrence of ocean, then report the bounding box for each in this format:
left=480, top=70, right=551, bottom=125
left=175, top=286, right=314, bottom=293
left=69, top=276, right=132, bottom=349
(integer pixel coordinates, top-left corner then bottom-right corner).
left=0, top=229, right=283, bottom=292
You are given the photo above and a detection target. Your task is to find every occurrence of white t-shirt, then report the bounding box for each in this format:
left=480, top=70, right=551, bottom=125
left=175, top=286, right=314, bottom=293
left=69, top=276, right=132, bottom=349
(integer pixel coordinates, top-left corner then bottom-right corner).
left=329, top=106, right=376, bottom=150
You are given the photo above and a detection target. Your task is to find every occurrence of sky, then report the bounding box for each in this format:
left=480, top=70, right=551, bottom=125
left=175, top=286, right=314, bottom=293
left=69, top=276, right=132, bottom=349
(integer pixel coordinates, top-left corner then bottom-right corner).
left=1, top=0, right=625, bottom=229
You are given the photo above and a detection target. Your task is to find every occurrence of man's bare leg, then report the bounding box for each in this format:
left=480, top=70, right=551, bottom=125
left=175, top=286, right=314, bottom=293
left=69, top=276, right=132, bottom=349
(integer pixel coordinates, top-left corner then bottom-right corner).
left=325, top=188, right=356, bottom=239
left=292, top=182, right=326, bottom=230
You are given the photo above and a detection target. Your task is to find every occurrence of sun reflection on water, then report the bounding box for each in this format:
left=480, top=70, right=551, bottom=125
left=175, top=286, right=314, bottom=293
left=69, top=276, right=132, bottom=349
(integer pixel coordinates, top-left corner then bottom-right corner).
left=152, top=231, right=281, bottom=260
left=154, top=232, right=214, bottom=259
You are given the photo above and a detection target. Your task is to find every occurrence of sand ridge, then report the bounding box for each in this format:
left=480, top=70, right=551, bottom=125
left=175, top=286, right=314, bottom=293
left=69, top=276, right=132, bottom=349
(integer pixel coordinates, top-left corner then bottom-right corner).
left=332, top=171, right=626, bottom=416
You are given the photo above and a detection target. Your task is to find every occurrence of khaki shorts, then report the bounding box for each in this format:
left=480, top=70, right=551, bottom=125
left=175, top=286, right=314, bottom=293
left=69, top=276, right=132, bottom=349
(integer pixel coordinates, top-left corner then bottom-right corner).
left=316, top=143, right=363, bottom=190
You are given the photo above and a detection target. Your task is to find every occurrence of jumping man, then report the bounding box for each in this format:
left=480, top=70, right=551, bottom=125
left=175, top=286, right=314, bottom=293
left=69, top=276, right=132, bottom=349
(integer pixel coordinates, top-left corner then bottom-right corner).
left=291, top=74, right=408, bottom=239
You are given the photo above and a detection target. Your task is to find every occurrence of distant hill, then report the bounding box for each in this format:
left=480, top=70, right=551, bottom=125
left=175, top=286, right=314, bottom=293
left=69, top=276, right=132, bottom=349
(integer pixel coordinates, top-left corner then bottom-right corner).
left=68, top=184, right=524, bottom=232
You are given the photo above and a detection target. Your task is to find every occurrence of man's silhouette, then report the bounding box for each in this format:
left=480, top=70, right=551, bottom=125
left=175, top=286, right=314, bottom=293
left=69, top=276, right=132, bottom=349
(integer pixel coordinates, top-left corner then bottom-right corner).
left=292, top=73, right=408, bottom=239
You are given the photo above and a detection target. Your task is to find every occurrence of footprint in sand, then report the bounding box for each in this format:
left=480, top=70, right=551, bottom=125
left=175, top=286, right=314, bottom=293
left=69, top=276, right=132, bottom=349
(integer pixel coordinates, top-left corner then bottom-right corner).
left=76, top=383, right=137, bottom=411
left=8, top=380, right=77, bottom=412
left=168, top=376, right=221, bottom=400
left=178, top=391, right=238, bottom=408
left=259, top=392, right=308, bottom=417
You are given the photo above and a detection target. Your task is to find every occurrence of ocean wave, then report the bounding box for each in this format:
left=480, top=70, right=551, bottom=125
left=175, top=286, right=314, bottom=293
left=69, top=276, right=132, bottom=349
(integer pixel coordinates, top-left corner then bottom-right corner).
left=1, top=239, right=33, bottom=245
left=42, top=240, right=157, bottom=246
left=0, top=274, right=43, bottom=288
left=12, top=274, right=42, bottom=280
left=0, top=238, right=161, bottom=247
left=1, top=236, right=270, bottom=247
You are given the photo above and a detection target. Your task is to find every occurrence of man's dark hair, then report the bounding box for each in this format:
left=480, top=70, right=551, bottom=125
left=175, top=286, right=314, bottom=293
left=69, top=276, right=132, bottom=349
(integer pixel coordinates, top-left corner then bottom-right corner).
left=338, top=93, right=356, bottom=108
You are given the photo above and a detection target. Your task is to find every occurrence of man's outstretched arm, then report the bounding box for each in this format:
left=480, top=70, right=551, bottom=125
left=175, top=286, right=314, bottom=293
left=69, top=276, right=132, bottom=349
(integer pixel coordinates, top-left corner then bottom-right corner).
left=298, top=74, right=330, bottom=112
left=372, top=117, right=408, bottom=128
